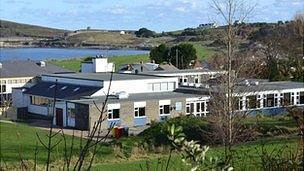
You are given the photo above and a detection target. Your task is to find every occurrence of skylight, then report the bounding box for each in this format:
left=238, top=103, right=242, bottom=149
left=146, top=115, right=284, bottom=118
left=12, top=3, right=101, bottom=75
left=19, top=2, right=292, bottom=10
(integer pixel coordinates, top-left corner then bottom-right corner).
left=73, top=87, right=80, bottom=92
left=61, top=86, right=67, bottom=90
left=49, top=85, right=55, bottom=88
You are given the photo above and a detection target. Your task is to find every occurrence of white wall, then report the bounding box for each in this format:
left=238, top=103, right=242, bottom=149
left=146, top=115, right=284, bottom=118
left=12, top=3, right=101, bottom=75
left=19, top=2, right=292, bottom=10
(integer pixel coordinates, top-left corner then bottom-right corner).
left=12, top=88, right=29, bottom=108
left=91, top=77, right=178, bottom=96
left=93, top=58, right=114, bottom=73
left=28, top=104, right=48, bottom=116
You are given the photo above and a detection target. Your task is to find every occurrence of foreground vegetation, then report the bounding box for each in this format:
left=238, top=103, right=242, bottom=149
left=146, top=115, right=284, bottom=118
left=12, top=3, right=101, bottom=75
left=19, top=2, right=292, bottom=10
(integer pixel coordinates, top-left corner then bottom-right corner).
left=0, top=114, right=302, bottom=170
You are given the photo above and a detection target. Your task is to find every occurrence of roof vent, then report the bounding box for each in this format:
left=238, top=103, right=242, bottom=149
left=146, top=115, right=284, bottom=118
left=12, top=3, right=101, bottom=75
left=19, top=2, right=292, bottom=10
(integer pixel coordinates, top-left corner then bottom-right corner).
left=38, top=61, right=46, bottom=67
left=116, top=91, right=129, bottom=99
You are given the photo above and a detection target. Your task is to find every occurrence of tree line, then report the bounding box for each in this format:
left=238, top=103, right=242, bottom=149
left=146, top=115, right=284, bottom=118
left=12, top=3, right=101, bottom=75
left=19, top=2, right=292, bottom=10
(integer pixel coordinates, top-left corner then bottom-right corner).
left=149, top=43, right=197, bottom=69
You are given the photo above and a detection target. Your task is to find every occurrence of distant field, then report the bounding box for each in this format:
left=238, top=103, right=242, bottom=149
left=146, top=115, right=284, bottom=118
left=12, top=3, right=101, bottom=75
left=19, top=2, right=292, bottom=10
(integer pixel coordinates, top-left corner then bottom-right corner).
left=49, top=42, right=216, bottom=72
left=49, top=54, right=150, bottom=72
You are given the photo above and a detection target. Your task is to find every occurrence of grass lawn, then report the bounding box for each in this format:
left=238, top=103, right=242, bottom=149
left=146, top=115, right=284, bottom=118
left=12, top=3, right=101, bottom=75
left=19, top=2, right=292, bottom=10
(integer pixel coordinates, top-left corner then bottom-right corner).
left=1, top=118, right=301, bottom=170
left=49, top=54, right=149, bottom=72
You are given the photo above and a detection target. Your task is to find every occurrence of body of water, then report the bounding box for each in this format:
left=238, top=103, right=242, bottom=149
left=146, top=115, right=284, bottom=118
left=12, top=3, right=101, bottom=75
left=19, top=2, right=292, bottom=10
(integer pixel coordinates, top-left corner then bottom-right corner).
left=0, top=48, right=149, bottom=60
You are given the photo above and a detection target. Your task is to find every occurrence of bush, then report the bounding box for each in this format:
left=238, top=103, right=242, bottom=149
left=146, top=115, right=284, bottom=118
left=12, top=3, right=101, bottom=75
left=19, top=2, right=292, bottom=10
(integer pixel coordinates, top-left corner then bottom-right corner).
left=138, top=116, right=211, bottom=147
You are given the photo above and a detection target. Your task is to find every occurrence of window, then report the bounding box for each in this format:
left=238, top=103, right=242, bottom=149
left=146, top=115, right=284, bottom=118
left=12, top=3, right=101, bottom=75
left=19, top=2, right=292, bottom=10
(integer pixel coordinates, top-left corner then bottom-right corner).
left=183, top=78, right=188, bottom=83
left=0, top=85, right=6, bottom=93
left=300, top=92, right=304, bottom=104
left=168, top=82, right=175, bottom=90
left=186, top=103, right=190, bottom=114
left=186, top=100, right=208, bottom=116
left=153, top=83, right=161, bottom=91
left=161, top=83, right=168, bottom=91
left=68, top=108, right=76, bottom=119
left=108, top=109, right=120, bottom=120
left=282, top=93, right=291, bottom=106
left=135, top=107, right=145, bottom=118
left=266, top=94, right=275, bottom=107
left=30, top=96, right=52, bottom=106
left=194, top=77, right=199, bottom=83
left=160, top=105, right=170, bottom=115
left=247, top=95, right=257, bottom=109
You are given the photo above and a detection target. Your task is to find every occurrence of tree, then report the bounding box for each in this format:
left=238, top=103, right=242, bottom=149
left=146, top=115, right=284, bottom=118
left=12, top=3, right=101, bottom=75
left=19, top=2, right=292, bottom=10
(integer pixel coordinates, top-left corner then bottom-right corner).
left=135, top=28, right=155, bottom=38
left=169, top=43, right=197, bottom=69
left=149, top=44, right=169, bottom=64
left=207, top=0, right=256, bottom=165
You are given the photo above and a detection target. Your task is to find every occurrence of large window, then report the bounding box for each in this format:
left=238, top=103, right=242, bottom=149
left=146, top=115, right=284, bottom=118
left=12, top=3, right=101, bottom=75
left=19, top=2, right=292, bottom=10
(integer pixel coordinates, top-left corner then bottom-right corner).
left=149, top=82, right=176, bottom=92
left=186, top=101, right=208, bottom=116
left=160, top=105, right=170, bottom=115
left=108, top=109, right=120, bottom=120
left=135, top=107, right=145, bottom=118
left=30, top=96, right=52, bottom=106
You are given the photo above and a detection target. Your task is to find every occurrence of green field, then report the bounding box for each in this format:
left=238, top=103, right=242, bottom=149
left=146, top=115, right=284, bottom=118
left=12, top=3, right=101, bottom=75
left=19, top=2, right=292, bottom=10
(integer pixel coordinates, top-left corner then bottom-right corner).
left=0, top=118, right=301, bottom=170
left=49, top=54, right=150, bottom=72
left=49, top=43, right=216, bottom=72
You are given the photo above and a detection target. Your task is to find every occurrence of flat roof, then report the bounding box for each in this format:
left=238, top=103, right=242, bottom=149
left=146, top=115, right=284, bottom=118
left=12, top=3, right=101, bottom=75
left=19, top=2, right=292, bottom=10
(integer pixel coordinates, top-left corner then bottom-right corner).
left=43, top=72, right=175, bottom=81
left=178, top=81, right=304, bottom=94
left=142, top=69, right=225, bottom=75
left=68, top=91, right=206, bottom=105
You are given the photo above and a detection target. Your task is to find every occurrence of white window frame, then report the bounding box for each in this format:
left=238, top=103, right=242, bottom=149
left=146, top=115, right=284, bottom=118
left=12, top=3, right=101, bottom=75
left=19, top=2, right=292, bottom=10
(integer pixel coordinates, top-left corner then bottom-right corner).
left=108, top=103, right=120, bottom=120
left=134, top=101, right=146, bottom=118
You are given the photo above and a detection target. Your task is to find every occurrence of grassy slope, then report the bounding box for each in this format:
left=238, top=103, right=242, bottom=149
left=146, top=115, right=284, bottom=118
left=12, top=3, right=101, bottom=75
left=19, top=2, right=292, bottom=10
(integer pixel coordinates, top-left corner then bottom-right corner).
left=0, top=20, right=68, bottom=38
left=66, top=32, right=139, bottom=45
left=0, top=118, right=300, bottom=170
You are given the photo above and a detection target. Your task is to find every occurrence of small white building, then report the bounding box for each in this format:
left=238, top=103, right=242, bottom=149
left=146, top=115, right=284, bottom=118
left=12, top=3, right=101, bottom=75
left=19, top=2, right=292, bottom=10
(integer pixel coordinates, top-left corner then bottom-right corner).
left=81, top=56, right=115, bottom=73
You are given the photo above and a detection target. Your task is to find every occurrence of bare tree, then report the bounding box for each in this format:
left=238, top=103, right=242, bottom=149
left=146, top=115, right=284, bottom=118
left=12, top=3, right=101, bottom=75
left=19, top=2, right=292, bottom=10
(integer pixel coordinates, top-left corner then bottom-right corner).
left=208, top=0, right=256, bottom=164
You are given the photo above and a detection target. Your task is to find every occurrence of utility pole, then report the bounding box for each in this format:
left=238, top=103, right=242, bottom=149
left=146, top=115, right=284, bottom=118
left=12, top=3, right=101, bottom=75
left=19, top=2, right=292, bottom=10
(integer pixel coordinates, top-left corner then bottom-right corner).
left=175, top=48, right=178, bottom=69
left=0, top=62, right=3, bottom=116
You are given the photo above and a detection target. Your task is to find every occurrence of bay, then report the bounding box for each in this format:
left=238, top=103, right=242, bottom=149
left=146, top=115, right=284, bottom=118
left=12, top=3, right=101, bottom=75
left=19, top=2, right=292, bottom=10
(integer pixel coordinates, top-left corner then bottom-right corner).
left=0, top=48, right=149, bottom=60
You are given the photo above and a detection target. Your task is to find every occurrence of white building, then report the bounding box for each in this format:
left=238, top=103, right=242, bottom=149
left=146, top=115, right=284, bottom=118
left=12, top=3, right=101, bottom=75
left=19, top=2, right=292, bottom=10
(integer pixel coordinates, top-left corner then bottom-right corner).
left=0, top=60, right=72, bottom=116
left=81, top=56, right=115, bottom=73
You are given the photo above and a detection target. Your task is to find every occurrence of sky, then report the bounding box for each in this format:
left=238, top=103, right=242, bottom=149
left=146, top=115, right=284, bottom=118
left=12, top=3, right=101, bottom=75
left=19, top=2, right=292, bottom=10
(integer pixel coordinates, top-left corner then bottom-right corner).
left=0, top=0, right=303, bottom=32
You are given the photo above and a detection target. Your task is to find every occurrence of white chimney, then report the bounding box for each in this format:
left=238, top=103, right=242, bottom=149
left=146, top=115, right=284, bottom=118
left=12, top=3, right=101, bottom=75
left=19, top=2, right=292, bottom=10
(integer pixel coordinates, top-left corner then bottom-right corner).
left=39, top=61, right=46, bottom=67
left=93, top=57, right=115, bottom=73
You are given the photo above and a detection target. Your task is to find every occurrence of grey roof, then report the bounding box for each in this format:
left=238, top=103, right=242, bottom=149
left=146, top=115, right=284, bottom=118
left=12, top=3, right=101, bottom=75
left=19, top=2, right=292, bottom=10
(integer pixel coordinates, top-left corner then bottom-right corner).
left=68, top=91, right=205, bottom=105
left=0, top=60, right=73, bottom=78
left=143, top=68, right=224, bottom=75
left=119, top=64, right=152, bottom=72
left=44, top=72, right=172, bottom=81
left=177, top=81, right=304, bottom=94
left=155, top=64, right=179, bottom=71
left=24, top=81, right=102, bottom=100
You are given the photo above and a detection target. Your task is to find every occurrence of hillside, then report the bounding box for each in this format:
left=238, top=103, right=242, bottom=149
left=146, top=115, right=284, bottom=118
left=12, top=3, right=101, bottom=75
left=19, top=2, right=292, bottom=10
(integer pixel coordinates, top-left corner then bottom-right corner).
left=0, top=20, right=69, bottom=38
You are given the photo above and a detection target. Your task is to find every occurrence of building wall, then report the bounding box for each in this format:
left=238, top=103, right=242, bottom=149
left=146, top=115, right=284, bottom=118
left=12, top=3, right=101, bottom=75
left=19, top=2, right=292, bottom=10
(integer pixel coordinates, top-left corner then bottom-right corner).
left=92, top=77, right=178, bottom=96
left=81, top=63, right=93, bottom=73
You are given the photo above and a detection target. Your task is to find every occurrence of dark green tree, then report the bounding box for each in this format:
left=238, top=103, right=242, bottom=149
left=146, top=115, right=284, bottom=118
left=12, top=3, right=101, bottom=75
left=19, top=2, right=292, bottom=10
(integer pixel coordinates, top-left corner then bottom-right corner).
left=135, top=28, right=155, bottom=38
left=149, top=44, right=169, bottom=64
left=169, top=43, right=197, bottom=69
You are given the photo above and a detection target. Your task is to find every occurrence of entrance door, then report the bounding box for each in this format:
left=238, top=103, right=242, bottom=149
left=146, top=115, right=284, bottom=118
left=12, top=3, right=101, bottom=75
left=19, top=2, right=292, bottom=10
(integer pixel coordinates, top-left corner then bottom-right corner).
left=56, top=108, right=63, bottom=127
